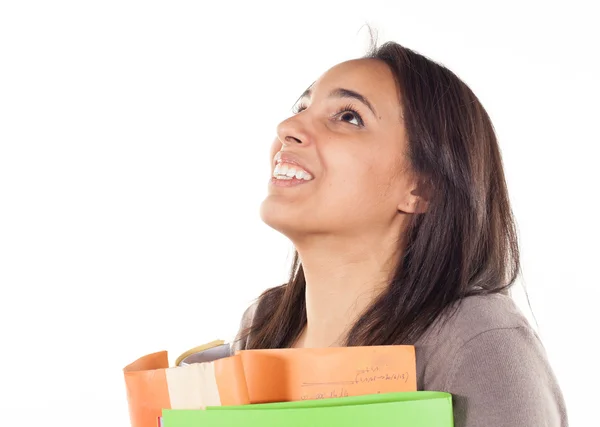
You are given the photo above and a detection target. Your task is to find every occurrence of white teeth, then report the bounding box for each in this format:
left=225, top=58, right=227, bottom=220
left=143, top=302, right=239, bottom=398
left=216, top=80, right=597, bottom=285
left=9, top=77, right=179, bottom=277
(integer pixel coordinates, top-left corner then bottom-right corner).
left=272, top=161, right=314, bottom=181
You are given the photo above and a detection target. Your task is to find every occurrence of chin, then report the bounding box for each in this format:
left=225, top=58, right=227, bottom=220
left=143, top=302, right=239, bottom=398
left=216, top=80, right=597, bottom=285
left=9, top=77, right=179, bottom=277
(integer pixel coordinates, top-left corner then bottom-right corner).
left=259, top=198, right=290, bottom=231
left=259, top=197, right=308, bottom=237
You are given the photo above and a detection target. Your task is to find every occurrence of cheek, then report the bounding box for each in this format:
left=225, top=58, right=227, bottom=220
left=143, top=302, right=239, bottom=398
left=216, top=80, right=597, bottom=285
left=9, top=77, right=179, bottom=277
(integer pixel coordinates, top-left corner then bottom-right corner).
left=326, top=158, right=382, bottom=199
left=341, top=159, right=400, bottom=206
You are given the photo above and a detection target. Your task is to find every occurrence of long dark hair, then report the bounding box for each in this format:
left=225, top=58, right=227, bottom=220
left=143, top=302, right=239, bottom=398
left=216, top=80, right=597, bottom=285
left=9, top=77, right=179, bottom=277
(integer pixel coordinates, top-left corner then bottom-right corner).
left=242, top=39, right=520, bottom=349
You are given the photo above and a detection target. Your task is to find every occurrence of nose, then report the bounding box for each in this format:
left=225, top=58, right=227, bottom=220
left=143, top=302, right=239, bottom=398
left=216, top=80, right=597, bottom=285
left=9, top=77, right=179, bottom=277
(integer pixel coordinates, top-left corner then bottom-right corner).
left=276, top=115, right=311, bottom=148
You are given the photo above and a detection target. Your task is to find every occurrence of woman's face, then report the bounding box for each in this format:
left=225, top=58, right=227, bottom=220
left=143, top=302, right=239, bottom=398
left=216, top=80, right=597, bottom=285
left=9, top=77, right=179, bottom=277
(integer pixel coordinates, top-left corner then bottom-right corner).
left=260, top=58, right=419, bottom=241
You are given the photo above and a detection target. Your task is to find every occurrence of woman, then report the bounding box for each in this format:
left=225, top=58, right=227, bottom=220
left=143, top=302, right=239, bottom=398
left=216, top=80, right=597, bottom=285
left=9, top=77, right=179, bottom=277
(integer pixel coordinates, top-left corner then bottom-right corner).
left=232, top=41, right=568, bottom=426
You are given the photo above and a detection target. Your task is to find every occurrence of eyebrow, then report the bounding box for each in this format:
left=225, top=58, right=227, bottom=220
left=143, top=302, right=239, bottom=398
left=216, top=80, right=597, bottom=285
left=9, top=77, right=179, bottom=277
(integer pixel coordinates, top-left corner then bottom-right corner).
left=297, top=85, right=378, bottom=118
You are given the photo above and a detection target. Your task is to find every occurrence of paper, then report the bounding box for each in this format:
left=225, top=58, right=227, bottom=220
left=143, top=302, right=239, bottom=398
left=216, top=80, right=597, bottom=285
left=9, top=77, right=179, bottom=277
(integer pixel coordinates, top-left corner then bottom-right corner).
left=123, top=350, right=229, bottom=427
left=165, top=363, right=221, bottom=409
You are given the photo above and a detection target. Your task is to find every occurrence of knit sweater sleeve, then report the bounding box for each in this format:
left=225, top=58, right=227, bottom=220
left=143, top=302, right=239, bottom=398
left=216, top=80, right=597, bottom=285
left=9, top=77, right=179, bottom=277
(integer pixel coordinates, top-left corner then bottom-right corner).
left=445, top=326, right=568, bottom=426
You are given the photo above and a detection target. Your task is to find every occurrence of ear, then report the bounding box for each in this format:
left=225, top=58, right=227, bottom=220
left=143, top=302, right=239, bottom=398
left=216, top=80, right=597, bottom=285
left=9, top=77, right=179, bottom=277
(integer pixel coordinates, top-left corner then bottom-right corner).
left=397, top=179, right=431, bottom=214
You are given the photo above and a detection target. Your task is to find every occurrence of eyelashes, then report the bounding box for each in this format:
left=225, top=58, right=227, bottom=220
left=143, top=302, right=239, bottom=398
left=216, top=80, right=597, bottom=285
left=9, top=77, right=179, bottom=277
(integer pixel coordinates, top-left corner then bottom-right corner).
left=291, top=102, right=365, bottom=127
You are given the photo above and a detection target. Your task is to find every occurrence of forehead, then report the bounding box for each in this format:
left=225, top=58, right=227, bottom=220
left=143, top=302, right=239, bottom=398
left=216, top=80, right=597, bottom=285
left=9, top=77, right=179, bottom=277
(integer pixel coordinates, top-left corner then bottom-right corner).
left=308, top=59, right=403, bottom=119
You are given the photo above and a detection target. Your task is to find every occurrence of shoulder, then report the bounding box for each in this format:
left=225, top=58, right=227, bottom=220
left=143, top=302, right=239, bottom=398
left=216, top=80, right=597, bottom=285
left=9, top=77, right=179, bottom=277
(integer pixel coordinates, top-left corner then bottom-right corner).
left=420, top=293, right=568, bottom=426
left=446, top=324, right=568, bottom=426
left=418, top=292, right=546, bottom=385
left=239, top=300, right=259, bottom=331
left=417, top=292, right=538, bottom=387
left=421, top=292, right=536, bottom=348
left=231, top=284, right=286, bottom=352
left=231, top=300, right=259, bottom=353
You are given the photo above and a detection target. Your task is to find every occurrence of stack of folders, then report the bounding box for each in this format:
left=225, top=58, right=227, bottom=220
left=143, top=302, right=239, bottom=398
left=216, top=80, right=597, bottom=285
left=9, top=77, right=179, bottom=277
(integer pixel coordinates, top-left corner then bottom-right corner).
left=123, top=340, right=454, bottom=427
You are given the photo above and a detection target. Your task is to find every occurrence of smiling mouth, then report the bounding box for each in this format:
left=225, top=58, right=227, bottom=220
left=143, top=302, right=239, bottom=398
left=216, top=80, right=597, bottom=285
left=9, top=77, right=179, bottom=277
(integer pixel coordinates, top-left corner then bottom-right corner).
left=272, top=162, right=314, bottom=181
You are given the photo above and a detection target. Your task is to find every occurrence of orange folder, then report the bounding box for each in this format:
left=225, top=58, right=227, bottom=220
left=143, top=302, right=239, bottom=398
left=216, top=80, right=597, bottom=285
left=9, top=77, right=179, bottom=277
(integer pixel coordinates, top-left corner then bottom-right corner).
left=216, top=345, right=416, bottom=404
left=124, top=344, right=416, bottom=427
left=124, top=349, right=251, bottom=427
left=123, top=351, right=172, bottom=427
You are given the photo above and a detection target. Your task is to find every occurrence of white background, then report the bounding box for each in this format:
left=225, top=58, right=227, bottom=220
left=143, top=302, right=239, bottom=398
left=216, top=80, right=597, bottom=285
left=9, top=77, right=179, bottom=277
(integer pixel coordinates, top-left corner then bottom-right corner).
left=1, top=1, right=598, bottom=426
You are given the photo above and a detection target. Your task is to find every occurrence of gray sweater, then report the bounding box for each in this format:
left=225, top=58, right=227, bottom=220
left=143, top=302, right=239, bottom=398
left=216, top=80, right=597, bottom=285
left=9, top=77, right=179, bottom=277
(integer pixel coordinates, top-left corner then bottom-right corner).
left=233, top=292, right=568, bottom=426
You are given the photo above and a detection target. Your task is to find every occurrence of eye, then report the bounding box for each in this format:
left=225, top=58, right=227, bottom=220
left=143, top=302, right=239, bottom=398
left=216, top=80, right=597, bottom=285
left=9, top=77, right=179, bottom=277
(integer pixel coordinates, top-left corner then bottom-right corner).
left=335, top=104, right=364, bottom=127
left=292, top=102, right=307, bottom=114
left=291, top=102, right=365, bottom=127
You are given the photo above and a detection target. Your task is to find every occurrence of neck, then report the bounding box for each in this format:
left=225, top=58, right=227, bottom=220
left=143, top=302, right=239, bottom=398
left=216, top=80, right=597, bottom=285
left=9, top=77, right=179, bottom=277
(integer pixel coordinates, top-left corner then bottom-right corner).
left=292, top=228, right=403, bottom=348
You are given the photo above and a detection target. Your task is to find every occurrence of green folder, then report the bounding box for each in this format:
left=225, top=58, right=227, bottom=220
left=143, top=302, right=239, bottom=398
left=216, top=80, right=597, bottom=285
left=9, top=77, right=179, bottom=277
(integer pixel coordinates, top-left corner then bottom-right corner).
left=162, top=391, right=454, bottom=426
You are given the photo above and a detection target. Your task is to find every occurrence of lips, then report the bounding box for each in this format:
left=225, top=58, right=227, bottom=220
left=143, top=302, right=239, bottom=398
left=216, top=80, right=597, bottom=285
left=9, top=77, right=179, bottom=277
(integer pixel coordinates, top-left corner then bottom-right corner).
left=273, top=151, right=314, bottom=177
